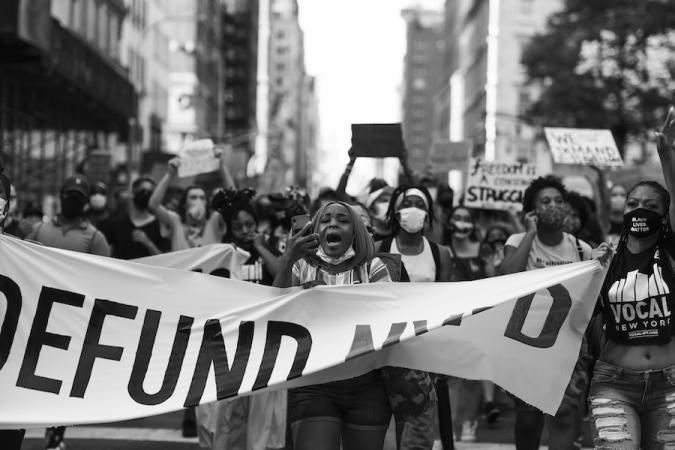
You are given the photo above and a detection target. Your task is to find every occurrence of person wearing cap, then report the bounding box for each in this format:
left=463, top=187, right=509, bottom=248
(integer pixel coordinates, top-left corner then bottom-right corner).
left=26, top=175, right=111, bottom=450
left=27, top=175, right=111, bottom=257
left=86, top=181, right=111, bottom=228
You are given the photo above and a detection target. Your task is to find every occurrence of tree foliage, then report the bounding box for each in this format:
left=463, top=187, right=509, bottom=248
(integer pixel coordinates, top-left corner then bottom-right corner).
left=522, top=0, right=675, bottom=153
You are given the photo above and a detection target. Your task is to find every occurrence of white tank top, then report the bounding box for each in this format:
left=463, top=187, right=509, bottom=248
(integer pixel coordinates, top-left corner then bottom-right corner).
left=390, top=236, right=436, bottom=282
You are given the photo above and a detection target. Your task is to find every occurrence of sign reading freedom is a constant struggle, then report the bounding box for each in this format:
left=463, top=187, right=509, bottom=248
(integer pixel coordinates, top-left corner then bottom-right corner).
left=0, top=236, right=605, bottom=428
left=464, top=157, right=538, bottom=211
left=544, top=127, right=623, bottom=166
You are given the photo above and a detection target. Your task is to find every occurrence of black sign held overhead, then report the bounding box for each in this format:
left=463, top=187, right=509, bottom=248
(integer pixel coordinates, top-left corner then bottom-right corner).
left=350, top=123, right=406, bottom=158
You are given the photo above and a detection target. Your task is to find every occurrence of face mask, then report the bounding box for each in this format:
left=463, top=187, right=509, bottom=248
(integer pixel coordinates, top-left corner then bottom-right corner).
left=373, top=202, right=388, bottom=221
left=623, top=208, right=663, bottom=238
left=610, top=196, right=625, bottom=213
left=132, top=189, right=152, bottom=210
left=61, top=195, right=86, bottom=219
left=398, top=207, right=427, bottom=234
left=187, top=201, right=206, bottom=221
left=317, top=245, right=355, bottom=265
left=89, top=194, right=107, bottom=211
left=536, top=204, right=567, bottom=230
left=451, top=220, right=474, bottom=237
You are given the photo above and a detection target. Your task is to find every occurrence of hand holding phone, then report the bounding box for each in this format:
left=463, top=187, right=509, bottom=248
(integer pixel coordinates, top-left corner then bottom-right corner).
left=291, top=214, right=310, bottom=236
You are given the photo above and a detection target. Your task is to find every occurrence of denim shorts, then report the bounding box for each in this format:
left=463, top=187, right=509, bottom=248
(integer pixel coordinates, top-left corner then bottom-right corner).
left=589, top=360, right=675, bottom=450
left=288, top=370, right=392, bottom=429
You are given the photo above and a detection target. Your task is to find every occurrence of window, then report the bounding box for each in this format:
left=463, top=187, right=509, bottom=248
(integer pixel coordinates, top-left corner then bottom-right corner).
left=97, top=3, right=107, bottom=51
left=518, top=88, right=531, bottom=116
left=86, top=0, right=97, bottom=42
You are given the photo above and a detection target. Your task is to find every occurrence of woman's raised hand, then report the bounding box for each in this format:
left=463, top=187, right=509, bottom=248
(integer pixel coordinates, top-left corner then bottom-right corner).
left=656, top=106, right=675, bottom=151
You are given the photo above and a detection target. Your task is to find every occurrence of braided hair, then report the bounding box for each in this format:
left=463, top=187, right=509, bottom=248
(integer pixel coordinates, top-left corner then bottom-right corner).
left=385, top=184, right=436, bottom=235
left=601, top=180, right=675, bottom=305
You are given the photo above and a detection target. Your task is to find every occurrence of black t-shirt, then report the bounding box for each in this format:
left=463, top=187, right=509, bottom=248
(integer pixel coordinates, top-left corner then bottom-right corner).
left=602, top=243, right=674, bottom=345
left=103, top=214, right=170, bottom=260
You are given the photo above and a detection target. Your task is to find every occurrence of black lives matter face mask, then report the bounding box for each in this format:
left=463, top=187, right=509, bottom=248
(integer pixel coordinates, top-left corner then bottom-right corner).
left=623, top=208, right=663, bottom=238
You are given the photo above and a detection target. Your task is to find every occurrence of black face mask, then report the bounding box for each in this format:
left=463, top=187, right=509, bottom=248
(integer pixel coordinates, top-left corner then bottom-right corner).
left=623, top=208, right=663, bottom=237
left=61, top=194, right=86, bottom=219
left=133, top=190, right=152, bottom=210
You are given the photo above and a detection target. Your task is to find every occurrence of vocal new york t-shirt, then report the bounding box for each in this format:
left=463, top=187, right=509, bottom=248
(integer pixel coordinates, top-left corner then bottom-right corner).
left=603, top=247, right=674, bottom=344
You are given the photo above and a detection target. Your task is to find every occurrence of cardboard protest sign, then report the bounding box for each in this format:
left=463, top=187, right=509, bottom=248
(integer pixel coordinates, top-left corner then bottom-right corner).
left=178, top=139, right=219, bottom=178
left=428, top=140, right=471, bottom=174
left=0, top=236, right=604, bottom=426
left=464, top=157, right=538, bottom=211
left=544, top=127, right=623, bottom=166
left=350, top=123, right=406, bottom=158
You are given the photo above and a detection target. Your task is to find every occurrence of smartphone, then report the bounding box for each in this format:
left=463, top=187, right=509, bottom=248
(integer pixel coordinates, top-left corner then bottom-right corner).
left=291, top=214, right=310, bottom=236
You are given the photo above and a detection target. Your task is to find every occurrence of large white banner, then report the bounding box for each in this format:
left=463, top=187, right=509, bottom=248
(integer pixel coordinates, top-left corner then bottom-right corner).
left=0, top=235, right=605, bottom=428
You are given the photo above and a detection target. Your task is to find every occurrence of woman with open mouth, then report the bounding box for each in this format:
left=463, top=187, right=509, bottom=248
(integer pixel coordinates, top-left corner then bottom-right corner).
left=274, top=201, right=392, bottom=450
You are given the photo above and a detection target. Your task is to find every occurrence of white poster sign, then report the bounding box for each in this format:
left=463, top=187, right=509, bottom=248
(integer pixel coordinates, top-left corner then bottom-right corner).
left=544, top=127, right=623, bottom=166
left=178, top=139, right=219, bottom=178
left=464, top=158, right=538, bottom=211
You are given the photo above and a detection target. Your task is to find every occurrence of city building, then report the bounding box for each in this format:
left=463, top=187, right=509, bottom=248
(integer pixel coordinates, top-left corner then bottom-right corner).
left=401, top=8, right=445, bottom=174
left=443, top=0, right=563, bottom=164
left=164, top=0, right=222, bottom=154
left=0, top=0, right=136, bottom=207
left=221, top=0, right=259, bottom=187
left=120, top=0, right=172, bottom=179
left=259, top=0, right=307, bottom=193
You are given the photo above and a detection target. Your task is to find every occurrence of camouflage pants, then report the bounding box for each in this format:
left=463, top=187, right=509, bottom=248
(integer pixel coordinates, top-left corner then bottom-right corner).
left=381, top=367, right=437, bottom=450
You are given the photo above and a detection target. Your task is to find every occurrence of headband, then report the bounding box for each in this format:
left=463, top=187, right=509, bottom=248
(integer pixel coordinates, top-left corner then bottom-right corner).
left=395, top=188, right=429, bottom=210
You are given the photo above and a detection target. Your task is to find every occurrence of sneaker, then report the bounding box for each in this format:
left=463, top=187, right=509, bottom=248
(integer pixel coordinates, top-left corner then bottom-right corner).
left=460, top=420, right=477, bottom=442
left=182, top=421, right=197, bottom=438
left=45, top=428, right=65, bottom=450
left=483, top=401, right=501, bottom=425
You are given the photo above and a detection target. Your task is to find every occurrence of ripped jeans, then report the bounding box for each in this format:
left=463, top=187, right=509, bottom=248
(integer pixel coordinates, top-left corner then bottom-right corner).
left=589, top=360, right=675, bottom=450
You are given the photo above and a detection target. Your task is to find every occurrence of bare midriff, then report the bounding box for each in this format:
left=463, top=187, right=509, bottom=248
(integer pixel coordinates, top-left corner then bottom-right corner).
left=602, top=338, right=675, bottom=371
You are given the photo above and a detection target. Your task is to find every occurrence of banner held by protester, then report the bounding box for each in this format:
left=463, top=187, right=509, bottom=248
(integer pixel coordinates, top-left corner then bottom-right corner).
left=0, top=235, right=604, bottom=428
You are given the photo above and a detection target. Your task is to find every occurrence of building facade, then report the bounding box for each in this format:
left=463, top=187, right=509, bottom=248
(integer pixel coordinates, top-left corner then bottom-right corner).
left=443, top=0, right=562, bottom=164
left=401, top=8, right=445, bottom=174
left=164, top=0, right=222, bottom=154
left=0, top=0, right=136, bottom=206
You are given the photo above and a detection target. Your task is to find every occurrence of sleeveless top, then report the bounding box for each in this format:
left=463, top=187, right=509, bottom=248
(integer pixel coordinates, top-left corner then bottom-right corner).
left=388, top=237, right=437, bottom=282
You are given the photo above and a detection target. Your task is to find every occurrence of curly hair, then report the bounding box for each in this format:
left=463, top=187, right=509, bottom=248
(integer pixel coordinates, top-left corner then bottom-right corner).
left=521, top=175, right=568, bottom=213
left=385, top=184, right=436, bottom=234
left=211, top=188, right=258, bottom=242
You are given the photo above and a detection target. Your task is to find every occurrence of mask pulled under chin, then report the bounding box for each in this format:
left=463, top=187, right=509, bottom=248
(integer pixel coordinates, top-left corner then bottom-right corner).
left=317, top=245, right=355, bottom=265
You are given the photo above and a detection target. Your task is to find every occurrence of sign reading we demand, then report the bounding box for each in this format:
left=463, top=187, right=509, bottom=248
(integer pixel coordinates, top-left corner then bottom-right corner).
left=464, top=158, right=538, bottom=212
left=544, top=127, right=623, bottom=167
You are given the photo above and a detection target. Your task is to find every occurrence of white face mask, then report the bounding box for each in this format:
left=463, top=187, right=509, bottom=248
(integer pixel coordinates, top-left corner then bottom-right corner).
left=373, top=202, right=388, bottom=221
left=187, top=201, right=206, bottom=221
left=398, top=207, right=427, bottom=234
left=317, top=245, right=355, bottom=265
left=89, top=193, right=107, bottom=210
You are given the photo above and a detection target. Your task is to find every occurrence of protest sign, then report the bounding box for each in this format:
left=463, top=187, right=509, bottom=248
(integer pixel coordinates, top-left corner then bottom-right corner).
left=427, top=140, right=471, bottom=174
left=178, top=139, right=219, bottom=178
left=544, top=127, right=623, bottom=166
left=0, top=235, right=604, bottom=427
left=464, top=157, right=538, bottom=211
left=350, top=123, right=406, bottom=158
